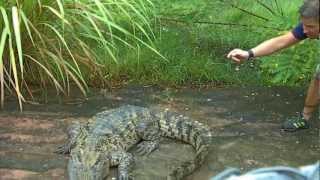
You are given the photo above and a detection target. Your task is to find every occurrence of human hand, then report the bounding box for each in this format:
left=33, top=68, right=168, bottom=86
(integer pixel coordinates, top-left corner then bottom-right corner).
left=227, top=49, right=249, bottom=63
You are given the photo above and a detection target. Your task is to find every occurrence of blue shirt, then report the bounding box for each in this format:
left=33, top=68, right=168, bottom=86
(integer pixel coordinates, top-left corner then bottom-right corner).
left=292, top=23, right=307, bottom=40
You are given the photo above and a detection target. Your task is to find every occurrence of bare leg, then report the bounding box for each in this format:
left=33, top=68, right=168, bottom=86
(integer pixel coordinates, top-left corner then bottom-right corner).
left=302, top=78, right=320, bottom=120
left=282, top=74, right=319, bottom=131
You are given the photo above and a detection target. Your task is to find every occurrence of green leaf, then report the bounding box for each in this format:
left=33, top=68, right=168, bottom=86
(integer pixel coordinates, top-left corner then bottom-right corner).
left=0, top=27, right=9, bottom=108
left=12, top=6, right=24, bottom=80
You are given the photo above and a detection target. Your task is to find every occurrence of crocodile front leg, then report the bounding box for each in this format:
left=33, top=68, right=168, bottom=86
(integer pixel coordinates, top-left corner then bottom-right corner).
left=136, top=122, right=161, bottom=156
left=55, top=122, right=87, bottom=154
left=110, top=151, right=134, bottom=180
left=136, top=139, right=160, bottom=156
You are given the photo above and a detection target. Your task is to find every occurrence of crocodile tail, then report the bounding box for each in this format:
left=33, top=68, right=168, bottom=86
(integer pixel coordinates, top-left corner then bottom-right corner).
left=167, top=143, right=210, bottom=180
left=158, top=111, right=212, bottom=180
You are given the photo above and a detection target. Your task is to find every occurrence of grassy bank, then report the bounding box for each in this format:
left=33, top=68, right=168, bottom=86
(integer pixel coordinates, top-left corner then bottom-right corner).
left=0, top=0, right=157, bottom=109
left=100, top=0, right=317, bottom=87
left=1, top=0, right=318, bottom=109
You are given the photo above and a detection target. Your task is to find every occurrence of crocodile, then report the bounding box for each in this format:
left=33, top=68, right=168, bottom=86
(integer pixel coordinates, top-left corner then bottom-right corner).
left=56, top=105, right=212, bottom=180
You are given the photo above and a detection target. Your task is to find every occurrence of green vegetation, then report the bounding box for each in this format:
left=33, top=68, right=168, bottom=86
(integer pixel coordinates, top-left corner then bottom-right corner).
left=0, top=0, right=159, bottom=109
left=105, top=0, right=318, bottom=86
left=1, top=0, right=318, bottom=109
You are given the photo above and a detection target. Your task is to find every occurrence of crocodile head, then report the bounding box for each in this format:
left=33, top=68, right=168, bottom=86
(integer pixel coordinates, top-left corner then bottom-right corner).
left=68, top=149, right=110, bottom=180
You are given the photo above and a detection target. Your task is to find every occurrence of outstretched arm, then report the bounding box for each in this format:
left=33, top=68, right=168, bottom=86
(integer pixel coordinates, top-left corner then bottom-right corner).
left=227, top=32, right=301, bottom=62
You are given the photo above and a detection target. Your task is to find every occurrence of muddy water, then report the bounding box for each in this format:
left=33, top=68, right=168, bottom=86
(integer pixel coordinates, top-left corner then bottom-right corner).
left=0, top=86, right=319, bottom=180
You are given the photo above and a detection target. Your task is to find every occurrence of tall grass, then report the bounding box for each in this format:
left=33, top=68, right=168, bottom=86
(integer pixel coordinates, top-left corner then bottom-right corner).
left=2, top=0, right=315, bottom=110
left=0, top=0, right=159, bottom=110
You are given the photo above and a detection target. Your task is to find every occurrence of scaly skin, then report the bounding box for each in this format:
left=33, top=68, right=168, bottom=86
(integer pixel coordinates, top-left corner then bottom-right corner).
left=56, top=105, right=212, bottom=180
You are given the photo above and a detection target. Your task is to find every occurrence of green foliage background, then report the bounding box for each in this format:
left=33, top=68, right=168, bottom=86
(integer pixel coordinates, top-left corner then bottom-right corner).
left=0, top=0, right=158, bottom=109
left=1, top=0, right=319, bottom=109
left=146, top=0, right=319, bottom=86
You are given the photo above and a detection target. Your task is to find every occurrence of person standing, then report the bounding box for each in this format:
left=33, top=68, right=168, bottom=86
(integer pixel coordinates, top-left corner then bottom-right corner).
left=227, top=0, right=319, bottom=131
